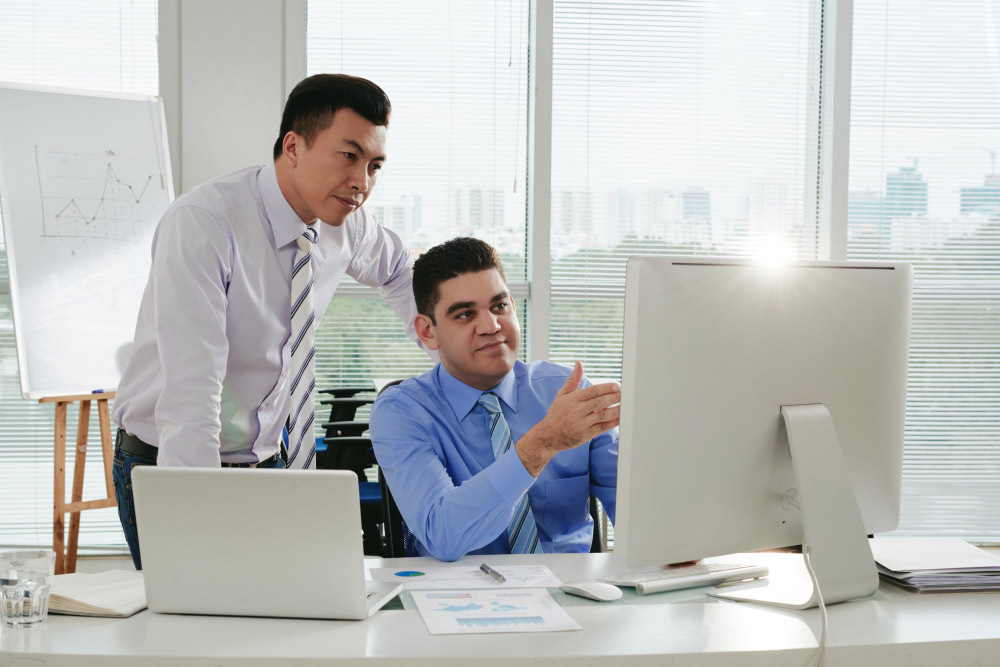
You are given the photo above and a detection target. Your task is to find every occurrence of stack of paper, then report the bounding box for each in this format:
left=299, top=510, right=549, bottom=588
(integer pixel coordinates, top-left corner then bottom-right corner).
left=869, top=537, right=1000, bottom=593
left=48, top=570, right=146, bottom=617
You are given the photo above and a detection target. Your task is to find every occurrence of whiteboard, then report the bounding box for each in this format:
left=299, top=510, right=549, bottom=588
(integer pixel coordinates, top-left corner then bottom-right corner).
left=0, top=83, right=173, bottom=399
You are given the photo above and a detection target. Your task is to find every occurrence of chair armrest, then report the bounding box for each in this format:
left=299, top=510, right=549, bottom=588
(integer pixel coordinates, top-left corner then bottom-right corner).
left=320, top=420, right=369, bottom=437
left=320, top=397, right=375, bottom=423
left=318, top=436, right=375, bottom=475
left=318, top=397, right=374, bottom=407
left=316, top=385, right=372, bottom=398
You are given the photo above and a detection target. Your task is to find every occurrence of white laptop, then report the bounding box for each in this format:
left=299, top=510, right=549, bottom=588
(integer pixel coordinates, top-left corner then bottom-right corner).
left=132, top=466, right=401, bottom=620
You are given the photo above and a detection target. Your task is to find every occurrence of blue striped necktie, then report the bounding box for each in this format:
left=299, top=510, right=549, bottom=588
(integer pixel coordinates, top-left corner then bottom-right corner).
left=286, top=227, right=318, bottom=469
left=478, top=392, right=541, bottom=554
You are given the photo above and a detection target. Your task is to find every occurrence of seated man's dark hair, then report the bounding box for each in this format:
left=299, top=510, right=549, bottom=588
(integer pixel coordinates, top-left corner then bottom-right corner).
left=413, top=237, right=507, bottom=323
left=272, top=73, right=391, bottom=159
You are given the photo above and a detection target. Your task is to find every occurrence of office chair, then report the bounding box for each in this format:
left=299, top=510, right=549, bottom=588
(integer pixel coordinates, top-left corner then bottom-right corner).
left=379, top=466, right=418, bottom=558
left=314, top=384, right=385, bottom=555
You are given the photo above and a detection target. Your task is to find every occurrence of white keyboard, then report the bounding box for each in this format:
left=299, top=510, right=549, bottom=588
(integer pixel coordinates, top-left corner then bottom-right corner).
left=604, top=562, right=769, bottom=595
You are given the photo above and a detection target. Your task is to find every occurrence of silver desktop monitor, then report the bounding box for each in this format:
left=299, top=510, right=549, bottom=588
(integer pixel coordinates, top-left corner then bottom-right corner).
left=614, top=256, right=912, bottom=609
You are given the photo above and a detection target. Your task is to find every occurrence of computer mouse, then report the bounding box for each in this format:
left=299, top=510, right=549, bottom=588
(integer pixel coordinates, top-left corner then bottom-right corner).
left=559, top=580, right=623, bottom=602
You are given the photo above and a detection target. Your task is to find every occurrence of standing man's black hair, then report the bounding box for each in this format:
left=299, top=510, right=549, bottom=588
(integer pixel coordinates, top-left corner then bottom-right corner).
left=412, top=237, right=507, bottom=324
left=272, top=73, right=391, bottom=159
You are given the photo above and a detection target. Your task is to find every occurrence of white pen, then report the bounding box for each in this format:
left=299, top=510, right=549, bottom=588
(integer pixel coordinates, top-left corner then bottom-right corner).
left=479, top=562, right=506, bottom=584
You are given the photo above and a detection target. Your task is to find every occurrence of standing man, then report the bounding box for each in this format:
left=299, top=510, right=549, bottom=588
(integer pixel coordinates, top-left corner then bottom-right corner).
left=112, top=74, right=425, bottom=568
left=371, top=237, right=620, bottom=561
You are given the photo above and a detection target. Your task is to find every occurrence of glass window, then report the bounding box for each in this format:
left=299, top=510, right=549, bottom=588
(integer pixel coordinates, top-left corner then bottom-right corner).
left=849, top=0, right=1000, bottom=542
left=549, top=0, right=821, bottom=380
left=307, top=0, right=532, bottom=386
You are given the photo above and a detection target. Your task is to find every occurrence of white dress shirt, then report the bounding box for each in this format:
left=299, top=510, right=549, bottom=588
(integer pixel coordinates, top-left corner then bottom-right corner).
left=113, top=163, right=421, bottom=467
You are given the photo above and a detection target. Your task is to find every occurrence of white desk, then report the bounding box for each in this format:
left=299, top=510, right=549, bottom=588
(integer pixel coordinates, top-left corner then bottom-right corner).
left=2, top=552, right=998, bottom=666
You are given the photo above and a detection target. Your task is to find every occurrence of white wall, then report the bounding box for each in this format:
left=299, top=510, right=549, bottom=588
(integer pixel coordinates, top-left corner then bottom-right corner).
left=158, top=0, right=306, bottom=193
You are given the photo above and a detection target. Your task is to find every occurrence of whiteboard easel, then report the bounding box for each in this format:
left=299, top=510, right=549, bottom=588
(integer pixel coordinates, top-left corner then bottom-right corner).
left=0, top=83, right=172, bottom=570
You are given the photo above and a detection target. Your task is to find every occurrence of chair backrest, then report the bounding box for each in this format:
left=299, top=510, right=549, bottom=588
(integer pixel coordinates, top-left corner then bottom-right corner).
left=589, top=495, right=603, bottom=553
left=315, top=386, right=383, bottom=556
left=373, top=379, right=416, bottom=558
left=378, top=466, right=418, bottom=557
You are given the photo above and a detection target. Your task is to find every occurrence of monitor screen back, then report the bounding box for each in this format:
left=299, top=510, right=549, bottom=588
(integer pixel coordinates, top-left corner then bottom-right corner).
left=615, top=257, right=912, bottom=569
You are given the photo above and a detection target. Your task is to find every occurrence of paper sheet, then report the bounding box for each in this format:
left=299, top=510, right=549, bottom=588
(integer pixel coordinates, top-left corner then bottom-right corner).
left=869, top=537, right=1000, bottom=573
left=370, top=564, right=563, bottom=590
left=48, top=570, right=146, bottom=617
left=411, top=588, right=581, bottom=634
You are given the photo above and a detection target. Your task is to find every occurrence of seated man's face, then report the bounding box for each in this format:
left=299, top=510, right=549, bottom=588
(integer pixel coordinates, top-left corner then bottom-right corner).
left=418, top=268, right=520, bottom=391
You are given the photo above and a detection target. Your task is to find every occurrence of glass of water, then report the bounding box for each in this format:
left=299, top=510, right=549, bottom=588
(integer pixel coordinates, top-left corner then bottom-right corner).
left=0, top=568, right=51, bottom=628
left=0, top=550, right=56, bottom=576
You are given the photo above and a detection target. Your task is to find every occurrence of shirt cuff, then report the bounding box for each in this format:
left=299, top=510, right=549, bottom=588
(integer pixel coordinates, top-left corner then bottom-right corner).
left=483, top=449, right=537, bottom=504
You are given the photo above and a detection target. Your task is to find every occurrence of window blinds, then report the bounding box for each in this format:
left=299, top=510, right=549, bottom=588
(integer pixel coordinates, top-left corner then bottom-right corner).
left=306, top=0, right=532, bottom=386
left=549, top=0, right=820, bottom=380
left=849, top=0, right=1000, bottom=543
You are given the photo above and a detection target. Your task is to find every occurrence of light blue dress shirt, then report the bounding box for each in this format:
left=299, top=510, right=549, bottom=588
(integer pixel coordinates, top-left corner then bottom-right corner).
left=113, top=163, right=421, bottom=467
left=371, top=360, right=618, bottom=561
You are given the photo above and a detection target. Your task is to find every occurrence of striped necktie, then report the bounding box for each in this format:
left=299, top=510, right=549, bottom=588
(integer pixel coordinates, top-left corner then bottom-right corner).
left=286, top=227, right=318, bottom=469
left=478, top=392, right=541, bottom=554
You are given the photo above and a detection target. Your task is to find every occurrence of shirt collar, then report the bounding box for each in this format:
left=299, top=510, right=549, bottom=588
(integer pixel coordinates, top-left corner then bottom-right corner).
left=258, top=162, right=321, bottom=249
left=436, top=363, right=519, bottom=422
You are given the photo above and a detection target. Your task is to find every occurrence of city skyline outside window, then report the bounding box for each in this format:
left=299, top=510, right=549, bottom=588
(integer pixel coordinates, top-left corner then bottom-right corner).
left=548, top=0, right=820, bottom=381
left=848, top=0, right=1000, bottom=542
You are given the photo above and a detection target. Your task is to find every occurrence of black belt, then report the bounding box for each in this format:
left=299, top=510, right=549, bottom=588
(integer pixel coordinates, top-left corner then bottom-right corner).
left=116, top=429, right=283, bottom=468
left=116, top=429, right=158, bottom=459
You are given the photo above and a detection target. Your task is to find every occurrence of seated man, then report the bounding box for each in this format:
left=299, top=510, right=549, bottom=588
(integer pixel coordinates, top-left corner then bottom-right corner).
left=371, top=237, right=620, bottom=561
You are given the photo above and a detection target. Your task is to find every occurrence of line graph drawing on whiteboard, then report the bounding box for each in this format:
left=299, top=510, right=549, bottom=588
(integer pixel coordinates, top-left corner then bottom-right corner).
left=35, top=145, right=168, bottom=243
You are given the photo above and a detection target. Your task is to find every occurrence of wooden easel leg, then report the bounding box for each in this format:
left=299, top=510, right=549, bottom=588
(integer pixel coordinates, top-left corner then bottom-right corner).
left=53, top=401, right=68, bottom=575
left=44, top=393, right=120, bottom=575
left=98, top=399, right=115, bottom=498
left=66, top=400, right=91, bottom=575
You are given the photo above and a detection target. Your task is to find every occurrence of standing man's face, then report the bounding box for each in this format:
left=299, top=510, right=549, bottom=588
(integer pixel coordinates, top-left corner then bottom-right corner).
left=414, top=268, right=520, bottom=391
left=279, top=107, right=386, bottom=226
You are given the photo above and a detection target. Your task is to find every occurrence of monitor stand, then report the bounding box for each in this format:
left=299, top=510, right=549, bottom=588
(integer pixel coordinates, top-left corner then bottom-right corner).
left=710, top=404, right=880, bottom=610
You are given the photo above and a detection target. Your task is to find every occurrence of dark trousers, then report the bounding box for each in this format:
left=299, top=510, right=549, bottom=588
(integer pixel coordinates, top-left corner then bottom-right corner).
left=111, top=430, right=156, bottom=570
left=111, top=429, right=285, bottom=570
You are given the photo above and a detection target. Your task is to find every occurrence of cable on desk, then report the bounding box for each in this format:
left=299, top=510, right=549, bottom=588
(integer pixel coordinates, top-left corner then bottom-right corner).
left=803, top=548, right=828, bottom=667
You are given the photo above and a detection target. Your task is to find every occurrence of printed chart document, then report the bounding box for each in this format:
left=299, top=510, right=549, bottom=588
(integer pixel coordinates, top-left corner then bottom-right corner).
left=48, top=570, right=146, bottom=617
left=370, top=564, right=562, bottom=590
left=411, top=588, right=581, bottom=634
